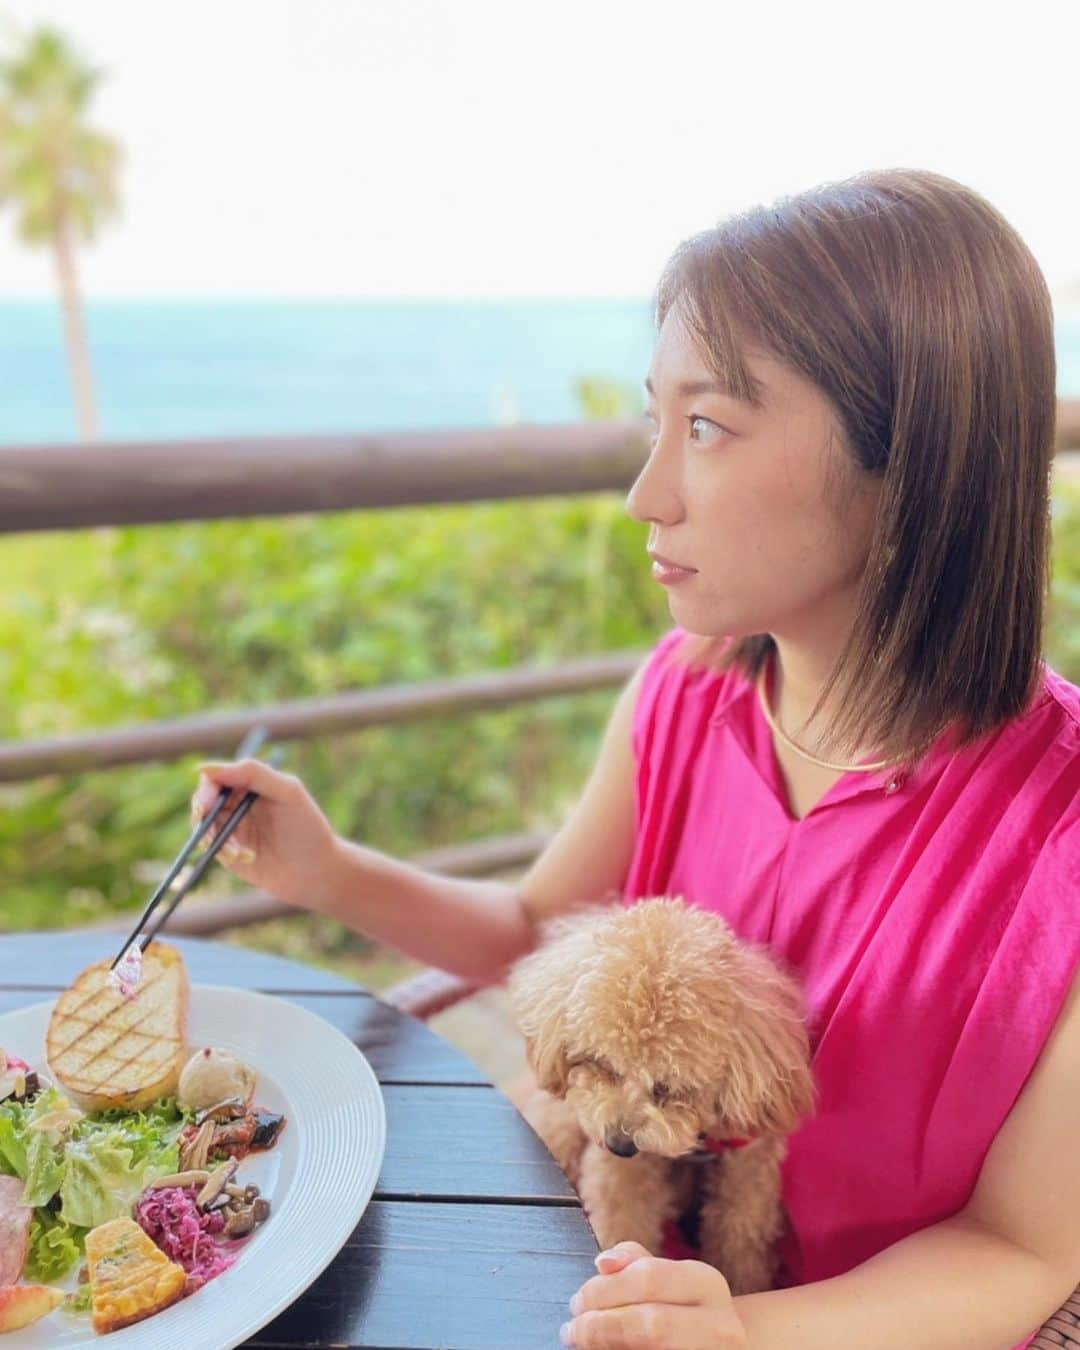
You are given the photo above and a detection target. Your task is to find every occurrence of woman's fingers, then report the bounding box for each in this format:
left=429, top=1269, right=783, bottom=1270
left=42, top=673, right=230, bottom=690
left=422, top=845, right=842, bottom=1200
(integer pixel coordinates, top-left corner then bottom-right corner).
left=187, top=786, right=258, bottom=866
left=190, top=759, right=296, bottom=832
left=564, top=1301, right=741, bottom=1350
left=573, top=1254, right=717, bottom=1315
left=189, top=759, right=290, bottom=866
left=563, top=1250, right=743, bottom=1348
left=194, top=757, right=296, bottom=806
left=593, top=1242, right=651, bottom=1274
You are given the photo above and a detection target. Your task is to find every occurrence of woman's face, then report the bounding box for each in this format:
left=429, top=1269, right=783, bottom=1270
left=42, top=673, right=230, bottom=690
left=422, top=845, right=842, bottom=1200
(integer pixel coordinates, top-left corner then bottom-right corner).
left=628, top=306, right=882, bottom=643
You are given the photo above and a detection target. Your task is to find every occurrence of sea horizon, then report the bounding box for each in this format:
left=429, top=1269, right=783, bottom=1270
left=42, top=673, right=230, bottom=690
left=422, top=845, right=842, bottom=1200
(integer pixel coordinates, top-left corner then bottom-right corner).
left=2, top=296, right=1078, bottom=447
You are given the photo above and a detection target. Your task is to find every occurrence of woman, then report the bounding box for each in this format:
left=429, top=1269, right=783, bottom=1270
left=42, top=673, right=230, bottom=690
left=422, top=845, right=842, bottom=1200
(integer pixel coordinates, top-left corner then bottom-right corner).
left=192, top=168, right=1080, bottom=1348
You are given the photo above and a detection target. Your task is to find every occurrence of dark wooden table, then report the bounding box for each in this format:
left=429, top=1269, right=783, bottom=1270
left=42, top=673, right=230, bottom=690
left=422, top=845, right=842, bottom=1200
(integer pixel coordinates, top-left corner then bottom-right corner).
left=1, top=932, right=598, bottom=1349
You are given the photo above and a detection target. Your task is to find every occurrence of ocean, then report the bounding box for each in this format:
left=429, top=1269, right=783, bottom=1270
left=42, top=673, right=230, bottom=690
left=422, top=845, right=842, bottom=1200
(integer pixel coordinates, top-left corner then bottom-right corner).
left=1, top=298, right=1078, bottom=446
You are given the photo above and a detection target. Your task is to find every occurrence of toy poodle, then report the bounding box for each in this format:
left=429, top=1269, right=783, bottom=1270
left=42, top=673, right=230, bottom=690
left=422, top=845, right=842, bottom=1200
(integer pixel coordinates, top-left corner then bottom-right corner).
left=507, top=896, right=814, bottom=1293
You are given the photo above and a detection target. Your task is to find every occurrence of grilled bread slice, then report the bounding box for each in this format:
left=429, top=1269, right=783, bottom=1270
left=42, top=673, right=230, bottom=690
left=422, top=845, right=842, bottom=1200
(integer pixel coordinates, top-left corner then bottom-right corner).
left=85, top=1216, right=187, bottom=1333
left=46, top=942, right=189, bottom=1112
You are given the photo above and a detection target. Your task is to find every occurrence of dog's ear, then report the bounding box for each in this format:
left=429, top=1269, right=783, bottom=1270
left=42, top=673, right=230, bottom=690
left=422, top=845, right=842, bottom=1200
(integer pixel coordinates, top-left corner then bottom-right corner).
left=507, top=908, right=601, bottom=1099
left=523, top=1033, right=571, bottom=1097
left=707, top=943, right=817, bottom=1136
left=746, top=1047, right=816, bottom=1136
left=713, top=1008, right=816, bottom=1135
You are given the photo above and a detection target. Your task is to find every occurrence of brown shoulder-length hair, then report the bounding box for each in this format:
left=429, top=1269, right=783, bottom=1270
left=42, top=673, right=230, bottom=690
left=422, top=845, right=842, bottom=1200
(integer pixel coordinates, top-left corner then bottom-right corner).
left=657, top=167, right=1056, bottom=771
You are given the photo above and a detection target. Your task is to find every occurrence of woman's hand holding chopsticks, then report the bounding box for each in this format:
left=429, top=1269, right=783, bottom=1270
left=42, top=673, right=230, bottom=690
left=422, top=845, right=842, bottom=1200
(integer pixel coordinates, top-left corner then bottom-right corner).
left=190, top=758, right=340, bottom=910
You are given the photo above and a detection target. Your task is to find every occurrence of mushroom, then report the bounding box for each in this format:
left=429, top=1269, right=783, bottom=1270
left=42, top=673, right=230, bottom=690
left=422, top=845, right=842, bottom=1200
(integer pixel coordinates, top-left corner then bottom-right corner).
left=147, top=1170, right=211, bottom=1190
left=196, top=1157, right=238, bottom=1209
left=179, top=1118, right=216, bottom=1173
left=222, top=1205, right=258, bottom=1238
left=252, top=1198, right=271, bottom=1224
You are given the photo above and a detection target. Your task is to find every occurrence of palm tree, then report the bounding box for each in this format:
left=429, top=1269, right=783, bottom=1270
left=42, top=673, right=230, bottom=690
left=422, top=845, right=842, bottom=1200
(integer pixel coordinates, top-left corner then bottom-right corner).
left=0, top=27, right=121, bottom=441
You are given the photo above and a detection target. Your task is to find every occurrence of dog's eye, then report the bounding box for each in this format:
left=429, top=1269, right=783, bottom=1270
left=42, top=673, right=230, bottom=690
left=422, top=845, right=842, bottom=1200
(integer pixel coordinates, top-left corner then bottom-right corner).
left=651, top=1081, right=671, bottom=1104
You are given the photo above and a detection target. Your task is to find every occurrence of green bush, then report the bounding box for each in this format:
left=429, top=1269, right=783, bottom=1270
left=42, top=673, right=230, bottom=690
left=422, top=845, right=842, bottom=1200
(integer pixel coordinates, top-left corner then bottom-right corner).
left=0, top=492, right=666, bottom=931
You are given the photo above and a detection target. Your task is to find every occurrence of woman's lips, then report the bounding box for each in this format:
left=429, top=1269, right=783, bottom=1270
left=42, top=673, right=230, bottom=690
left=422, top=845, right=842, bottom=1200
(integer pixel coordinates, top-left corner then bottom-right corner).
left=649, top=551, right=697, bottom=585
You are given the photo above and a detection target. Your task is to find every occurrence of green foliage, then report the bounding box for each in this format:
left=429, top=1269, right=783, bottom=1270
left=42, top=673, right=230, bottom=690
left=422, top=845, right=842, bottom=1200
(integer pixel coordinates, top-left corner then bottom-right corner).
left=1047, top=480, right=1080, bottom=672
left=0, top=467, right=667, bottom=931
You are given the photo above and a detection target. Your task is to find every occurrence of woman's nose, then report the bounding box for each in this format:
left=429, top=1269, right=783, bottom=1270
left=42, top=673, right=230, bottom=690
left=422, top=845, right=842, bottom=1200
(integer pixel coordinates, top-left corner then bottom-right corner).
left=625, top=436, right=683, bottom=527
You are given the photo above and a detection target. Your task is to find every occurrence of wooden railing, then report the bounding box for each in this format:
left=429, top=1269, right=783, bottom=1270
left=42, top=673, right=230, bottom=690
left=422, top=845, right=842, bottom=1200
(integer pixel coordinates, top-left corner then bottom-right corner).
left=0, top=419, right=648, bottom=531
left=1, top=418, right=650, bottom=933
left=4, top=408, right=1080, bottom=936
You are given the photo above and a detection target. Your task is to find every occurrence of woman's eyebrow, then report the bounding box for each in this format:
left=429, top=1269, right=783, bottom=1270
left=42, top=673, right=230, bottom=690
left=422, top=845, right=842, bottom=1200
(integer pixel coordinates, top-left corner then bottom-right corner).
left=644, top=374, right=766, bottom=408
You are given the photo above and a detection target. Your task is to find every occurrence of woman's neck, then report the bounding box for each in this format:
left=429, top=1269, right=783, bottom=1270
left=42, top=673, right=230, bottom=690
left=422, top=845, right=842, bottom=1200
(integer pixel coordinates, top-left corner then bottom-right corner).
left=769, top=618, right=878, bottom=763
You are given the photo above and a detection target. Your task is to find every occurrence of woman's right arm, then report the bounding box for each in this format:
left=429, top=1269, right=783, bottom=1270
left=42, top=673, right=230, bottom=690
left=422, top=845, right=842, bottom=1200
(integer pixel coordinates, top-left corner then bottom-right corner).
left=192, top=662, right=644, bottom=984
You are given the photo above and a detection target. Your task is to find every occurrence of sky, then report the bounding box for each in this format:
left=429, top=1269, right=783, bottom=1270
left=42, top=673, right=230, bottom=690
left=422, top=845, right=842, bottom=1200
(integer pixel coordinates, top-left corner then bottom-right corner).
left=1, top=0, right=1079, bottom=301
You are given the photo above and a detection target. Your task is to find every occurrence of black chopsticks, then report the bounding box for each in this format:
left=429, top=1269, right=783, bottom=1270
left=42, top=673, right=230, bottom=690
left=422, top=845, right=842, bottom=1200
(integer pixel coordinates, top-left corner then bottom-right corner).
left=108, top=727, right=281, bottom=971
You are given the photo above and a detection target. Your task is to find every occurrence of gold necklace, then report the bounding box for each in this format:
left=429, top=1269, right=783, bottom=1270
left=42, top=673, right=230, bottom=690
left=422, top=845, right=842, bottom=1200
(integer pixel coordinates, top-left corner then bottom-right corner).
left=756, top=654, right=890, bottom=774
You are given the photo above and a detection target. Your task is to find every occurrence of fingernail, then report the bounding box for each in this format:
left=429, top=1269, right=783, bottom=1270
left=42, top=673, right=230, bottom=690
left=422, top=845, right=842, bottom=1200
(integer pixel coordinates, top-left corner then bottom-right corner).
left=595, top=1248, right=619, bottom=1268
left=559, top=1323, right=575, bottom=1347
left=569, top=1293, right=583, bottom=1316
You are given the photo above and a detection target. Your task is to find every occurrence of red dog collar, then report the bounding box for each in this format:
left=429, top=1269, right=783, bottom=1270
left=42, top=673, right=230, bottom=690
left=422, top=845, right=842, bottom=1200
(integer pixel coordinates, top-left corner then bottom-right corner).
left=695, top=1135, right=753, bottom=1155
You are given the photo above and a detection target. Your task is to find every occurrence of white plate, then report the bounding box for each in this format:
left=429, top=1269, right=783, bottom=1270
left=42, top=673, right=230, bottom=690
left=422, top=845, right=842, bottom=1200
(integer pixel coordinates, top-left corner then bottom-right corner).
left=0, top=985, right=387, bottom=1348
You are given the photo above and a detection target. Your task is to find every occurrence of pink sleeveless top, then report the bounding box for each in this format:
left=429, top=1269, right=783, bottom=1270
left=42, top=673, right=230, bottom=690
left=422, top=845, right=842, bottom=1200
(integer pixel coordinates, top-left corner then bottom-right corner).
left=625, top=627, right=1080, bottom=1346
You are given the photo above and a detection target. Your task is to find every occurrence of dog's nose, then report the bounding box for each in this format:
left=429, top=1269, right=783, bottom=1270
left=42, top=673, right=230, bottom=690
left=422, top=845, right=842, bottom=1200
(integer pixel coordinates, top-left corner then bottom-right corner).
left=604, top=1129, right=638, bottom=1157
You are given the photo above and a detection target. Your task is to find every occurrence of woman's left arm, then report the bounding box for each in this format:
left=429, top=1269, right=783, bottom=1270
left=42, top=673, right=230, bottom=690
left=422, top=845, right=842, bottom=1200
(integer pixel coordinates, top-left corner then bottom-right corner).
left=566, top=967, right=1080, bottom=1350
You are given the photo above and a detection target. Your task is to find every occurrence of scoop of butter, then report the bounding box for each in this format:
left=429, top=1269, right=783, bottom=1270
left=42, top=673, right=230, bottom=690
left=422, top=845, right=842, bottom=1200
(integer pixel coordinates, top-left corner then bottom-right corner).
left=177, top=1047, right=256, bottom=1112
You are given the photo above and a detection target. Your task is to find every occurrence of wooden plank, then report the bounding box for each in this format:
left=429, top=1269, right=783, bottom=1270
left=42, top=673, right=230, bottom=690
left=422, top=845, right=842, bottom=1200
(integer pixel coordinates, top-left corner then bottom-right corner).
left=0, top=932, right=360, bottom=993
left=278, top=994, right=489, bottom=1085
left=0, top=991, right=56, bottom=1018
left=246, top=1200, right=596, bottom=1350
left=375, top=1085, right=576, bottom=1202
left=0, top=420, right=647, bottom=533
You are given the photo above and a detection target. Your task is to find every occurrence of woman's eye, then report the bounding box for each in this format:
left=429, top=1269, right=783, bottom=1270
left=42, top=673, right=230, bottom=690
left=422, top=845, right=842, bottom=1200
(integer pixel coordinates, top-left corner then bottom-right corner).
left=643, top=413, right=728, bottom=447
left=688, top=414, right=725, bottom=443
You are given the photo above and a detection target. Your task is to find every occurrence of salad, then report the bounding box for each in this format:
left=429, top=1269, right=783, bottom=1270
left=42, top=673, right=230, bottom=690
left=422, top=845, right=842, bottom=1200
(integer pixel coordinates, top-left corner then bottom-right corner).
left=0, top=1043, right=285, bottom=1335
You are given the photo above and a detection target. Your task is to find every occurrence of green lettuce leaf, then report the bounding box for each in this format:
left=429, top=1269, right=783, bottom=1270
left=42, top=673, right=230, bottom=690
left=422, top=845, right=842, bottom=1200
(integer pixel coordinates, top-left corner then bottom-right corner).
left=0, top=1089, right=190, bottom=1262
left=24, top=1206, right=88, bottom=1283
left=59, top=1126, right=181, bottom=1229
left=0, top=1086, right=70, bottom=1199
